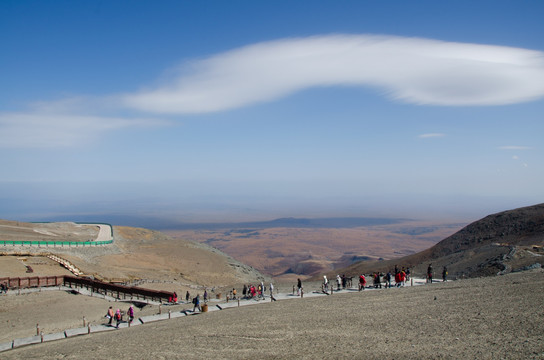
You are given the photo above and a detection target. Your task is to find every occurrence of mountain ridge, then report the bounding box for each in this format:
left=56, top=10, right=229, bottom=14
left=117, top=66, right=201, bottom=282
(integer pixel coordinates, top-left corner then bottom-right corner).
left=319, top=203, right=544, bottom=280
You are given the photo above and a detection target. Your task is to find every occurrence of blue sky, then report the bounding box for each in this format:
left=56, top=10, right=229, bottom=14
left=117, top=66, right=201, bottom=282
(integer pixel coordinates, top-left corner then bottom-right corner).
left=1, top=1, right=543, bottom=225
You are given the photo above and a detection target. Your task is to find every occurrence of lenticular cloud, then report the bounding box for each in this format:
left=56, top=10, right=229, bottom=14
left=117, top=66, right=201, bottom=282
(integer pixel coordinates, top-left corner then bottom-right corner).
left=123, top=34, right=544, bottom=113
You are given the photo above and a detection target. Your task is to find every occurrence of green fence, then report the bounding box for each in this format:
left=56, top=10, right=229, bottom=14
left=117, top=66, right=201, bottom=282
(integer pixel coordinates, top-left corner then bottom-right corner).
left=0, top=239, right=114, bottom=246
left=0, top=223, right=114, bottom=247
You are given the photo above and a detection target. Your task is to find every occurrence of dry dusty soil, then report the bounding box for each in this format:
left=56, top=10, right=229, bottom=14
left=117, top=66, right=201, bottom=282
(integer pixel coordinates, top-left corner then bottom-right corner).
left=1, top=269, right=543, bottom=359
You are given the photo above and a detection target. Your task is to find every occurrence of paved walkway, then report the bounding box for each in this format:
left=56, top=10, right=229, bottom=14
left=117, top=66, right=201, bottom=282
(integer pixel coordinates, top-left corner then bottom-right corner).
left=0, top=277, right=443, bottom=353
left=93, top=224, right=113, bottom=242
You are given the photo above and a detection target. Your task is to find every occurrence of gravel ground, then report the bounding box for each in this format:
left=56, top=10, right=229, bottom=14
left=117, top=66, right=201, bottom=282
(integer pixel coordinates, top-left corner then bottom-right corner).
left=1, top=269, right=543, bottom=359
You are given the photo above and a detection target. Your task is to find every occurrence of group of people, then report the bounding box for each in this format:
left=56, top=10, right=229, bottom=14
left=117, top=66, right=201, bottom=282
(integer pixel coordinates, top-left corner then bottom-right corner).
left=168, top=291, right=178, bottom=303
left=355, top=263, right=449, bottom=291
left=427, top=264, right=448, bottom=283
left=104, top=264, right=451, bottom=325
left=342, top=266, right=415, bottom=292
left=106, top=305, right=134, bottom=328
left=322, top=274, right=354, bottom=292
left=241, top=282, right=276, bottom=301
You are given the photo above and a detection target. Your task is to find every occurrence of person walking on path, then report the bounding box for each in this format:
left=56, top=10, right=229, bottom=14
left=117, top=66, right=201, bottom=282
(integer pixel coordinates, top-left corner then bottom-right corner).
left=323, top=275, right=329, bottom=293
left=359, top=274, right=366, bottom=291
left=106, top=306, right=114, bottom=325
left=395, top=271, right=402, bottom=287
left=193, top=294, right=201, bottom=312
left=297, top=278, right=302, bottom=296
left=185, top=291, right=190, bottom=302
left=442, top=266, right=448, bottom=282
left=269, top=282, right=276, bottom=301
left=115, top=309, right=122, bottom=328
left=127, top=305, right=134, bottom=324
left=427, top=264, right=433, bottom=283
left=373, top=272, right=382, bottom=289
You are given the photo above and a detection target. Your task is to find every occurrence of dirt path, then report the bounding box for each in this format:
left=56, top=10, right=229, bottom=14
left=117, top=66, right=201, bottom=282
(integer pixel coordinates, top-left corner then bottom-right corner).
left=2, top=270, right=543, bottom=359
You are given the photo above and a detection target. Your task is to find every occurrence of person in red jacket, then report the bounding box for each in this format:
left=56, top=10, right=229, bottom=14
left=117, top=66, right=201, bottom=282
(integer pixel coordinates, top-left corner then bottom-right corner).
left=359, top=274, right=366, bottom=291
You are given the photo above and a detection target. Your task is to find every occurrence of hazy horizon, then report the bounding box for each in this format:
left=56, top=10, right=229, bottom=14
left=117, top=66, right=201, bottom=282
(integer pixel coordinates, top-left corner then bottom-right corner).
left=0, top=180, right=539, bottom=228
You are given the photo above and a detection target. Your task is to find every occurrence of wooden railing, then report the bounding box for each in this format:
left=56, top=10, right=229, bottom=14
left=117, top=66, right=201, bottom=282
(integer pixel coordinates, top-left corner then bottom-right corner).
left=0, top=276, right=64, bottom=288
left=0, top=275, right=175, bottom=303
left=63, top=275, right=174, bottom=303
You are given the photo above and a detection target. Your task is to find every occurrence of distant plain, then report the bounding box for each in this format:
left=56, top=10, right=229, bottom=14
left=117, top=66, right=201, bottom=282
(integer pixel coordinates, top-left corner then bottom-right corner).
left=164, top=219, right=464, bottom=281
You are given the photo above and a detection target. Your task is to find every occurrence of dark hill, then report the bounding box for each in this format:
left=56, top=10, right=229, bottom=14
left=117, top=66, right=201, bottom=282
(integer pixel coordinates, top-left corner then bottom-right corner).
left=323, top=203, right=544, bottom=280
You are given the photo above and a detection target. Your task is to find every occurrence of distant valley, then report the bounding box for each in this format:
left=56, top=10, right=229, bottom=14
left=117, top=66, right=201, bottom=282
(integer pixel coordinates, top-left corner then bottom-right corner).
left=164, top=218, right=465, bottom=281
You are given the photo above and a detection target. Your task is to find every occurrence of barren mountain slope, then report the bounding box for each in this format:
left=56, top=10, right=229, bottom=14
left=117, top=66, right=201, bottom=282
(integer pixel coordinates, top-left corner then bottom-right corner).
left=327, top=203, right=544, bottom=280
left=0, top=222, right=267, bottom=291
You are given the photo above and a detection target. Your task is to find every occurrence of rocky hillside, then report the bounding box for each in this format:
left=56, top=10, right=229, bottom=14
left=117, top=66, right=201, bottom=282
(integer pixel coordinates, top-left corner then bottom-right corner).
left=0, top=220, right=267, bottom=291
left=327, top=203, right=544, bottom=280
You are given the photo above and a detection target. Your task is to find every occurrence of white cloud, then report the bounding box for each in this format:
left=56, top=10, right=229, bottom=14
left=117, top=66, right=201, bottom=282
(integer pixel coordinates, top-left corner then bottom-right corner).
left=0, top=112, right=163, bottom=148
left=122, top=34, right=544, bottom=114
left=5, top=34, right=544, bottom=148
left=418, top=133, right=445, bottom=139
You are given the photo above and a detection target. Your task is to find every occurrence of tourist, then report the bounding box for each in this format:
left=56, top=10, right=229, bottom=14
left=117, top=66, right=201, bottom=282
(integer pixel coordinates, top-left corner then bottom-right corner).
left=115, top=309, right=121, bottom=328
left=242, top=284, right=248, bottom=299
left=427, top=264, right=433, bottom=283
left=395, top=271, right=402, bottom=287
left=257, top=283, right=262, bottom=299
left=106, top=306, right=114, bottom=325
left=185, top=291, right=190, bottom=302
left=269, top=282, right=276, bottom=301
left=127, top=305, right=134, bottom=324
left=336, top=274, right=342, bottom=291
left=203, top=289, right=208, bottom=302
left=442, top=266, right=448, bottom=282
left=373, top=272, right=382, bottom=289
left=297, top=278, right=302, bottom=296
left=193, top=294, right=201, bottom=312
left=232, top=288, right=237, bottom=300
left=385, top=271, right=392, bottom=288
left=323, top=275, right=329, bottom=292
left=359, top=274, right=366, bottom=291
